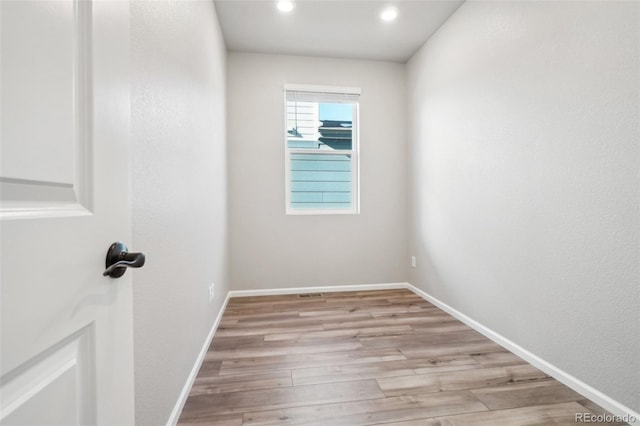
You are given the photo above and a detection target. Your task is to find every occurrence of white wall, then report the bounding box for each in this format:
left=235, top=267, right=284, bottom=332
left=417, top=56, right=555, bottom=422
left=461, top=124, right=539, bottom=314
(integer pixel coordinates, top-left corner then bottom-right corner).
left=407, top=0, right=639, bottom=413
left=228, top=53, right=407, bottom=290
left=130, top=1, right=228, bottom=424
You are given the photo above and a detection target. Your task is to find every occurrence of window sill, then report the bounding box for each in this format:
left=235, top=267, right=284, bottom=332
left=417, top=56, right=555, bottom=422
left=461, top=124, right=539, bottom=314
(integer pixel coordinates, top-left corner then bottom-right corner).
left=286, top=208, right=360, bottom=216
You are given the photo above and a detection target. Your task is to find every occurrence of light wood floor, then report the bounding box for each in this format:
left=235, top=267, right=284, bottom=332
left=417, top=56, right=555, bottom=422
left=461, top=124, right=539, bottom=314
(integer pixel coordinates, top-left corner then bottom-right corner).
left=178, top=289, right=625, bottom=425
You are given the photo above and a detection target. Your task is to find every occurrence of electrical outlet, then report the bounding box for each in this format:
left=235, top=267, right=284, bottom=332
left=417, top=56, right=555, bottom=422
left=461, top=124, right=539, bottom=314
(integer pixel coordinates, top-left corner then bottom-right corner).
left=411, top=256, right=416, bottom=268
left=208, top=282, right=215, bottom=303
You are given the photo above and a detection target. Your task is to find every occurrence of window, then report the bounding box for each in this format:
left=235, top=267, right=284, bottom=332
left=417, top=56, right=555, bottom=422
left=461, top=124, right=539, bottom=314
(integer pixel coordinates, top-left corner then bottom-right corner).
left=284, top=85, right=360, bottom=214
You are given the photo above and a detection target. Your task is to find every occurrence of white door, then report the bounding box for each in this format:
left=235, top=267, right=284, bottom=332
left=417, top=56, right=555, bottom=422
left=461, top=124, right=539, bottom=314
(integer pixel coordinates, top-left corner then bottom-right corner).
left=1, top=1, right=135, bottom=425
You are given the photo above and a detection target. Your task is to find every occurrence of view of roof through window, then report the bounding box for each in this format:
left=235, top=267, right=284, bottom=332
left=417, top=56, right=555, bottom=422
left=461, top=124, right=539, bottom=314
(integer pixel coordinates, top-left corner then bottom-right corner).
left=287, top=102, right=353, bottom=150
left=318, top=103, right=352, bottom=150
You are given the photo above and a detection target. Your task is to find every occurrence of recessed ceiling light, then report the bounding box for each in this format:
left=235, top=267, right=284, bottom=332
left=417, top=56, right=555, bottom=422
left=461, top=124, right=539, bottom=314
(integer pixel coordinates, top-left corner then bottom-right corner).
left=277, top=0, right=295, bottom=13
left=380, top=6, right=398, bottom=22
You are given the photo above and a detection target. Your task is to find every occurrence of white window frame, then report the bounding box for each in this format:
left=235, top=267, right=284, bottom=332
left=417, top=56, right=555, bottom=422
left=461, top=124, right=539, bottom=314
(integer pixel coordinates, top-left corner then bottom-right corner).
left=284, top=84, right=361, bottom=215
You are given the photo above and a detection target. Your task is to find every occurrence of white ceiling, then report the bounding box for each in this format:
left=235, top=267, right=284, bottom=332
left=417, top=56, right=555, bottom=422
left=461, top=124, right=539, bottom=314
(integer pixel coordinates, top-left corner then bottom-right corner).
left=214, top=0, right=465, bottom=63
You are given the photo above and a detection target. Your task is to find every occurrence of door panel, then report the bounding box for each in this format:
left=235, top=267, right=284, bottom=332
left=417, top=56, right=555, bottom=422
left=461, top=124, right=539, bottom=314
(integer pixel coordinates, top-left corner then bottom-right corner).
left=1, top=0, right=90, bottom=216
left=1, top=328, right=94, bottom=426
left=0, top=1, right=134, bottom=425
left=1, top=0, right=76, bottom=184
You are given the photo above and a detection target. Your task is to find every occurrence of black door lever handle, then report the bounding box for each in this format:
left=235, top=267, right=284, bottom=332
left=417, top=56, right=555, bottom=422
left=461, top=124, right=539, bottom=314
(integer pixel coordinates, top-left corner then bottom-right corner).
left=103, top=242, right=146, bottom=278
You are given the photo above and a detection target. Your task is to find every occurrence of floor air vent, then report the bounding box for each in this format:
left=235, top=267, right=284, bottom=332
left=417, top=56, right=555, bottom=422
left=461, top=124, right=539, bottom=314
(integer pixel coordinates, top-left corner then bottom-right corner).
left=298, top=293, right=323, bottom=298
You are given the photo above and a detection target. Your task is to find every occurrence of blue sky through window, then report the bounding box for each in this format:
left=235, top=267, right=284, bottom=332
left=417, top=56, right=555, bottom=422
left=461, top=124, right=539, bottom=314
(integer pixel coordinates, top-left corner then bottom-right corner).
left=319, top=103, right=352, bottom=122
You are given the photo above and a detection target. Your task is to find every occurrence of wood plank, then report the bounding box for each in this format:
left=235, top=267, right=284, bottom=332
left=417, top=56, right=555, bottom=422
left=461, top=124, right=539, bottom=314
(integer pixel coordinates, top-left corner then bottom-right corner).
left=189, top=371, right=292, bottom=396
left=178, top=413, right=243, bottom=426
left=401, top=402, right=622, bottom=426
left=209, top=336, right=265, bottom=350
left=221, top=311, right=301, bottom=322
left=242, top=390, right=487, bottom=426
left=322, top=313, right=454, bottom=330
left=297, top=308, right=353, bottom=317
left=264, top=324, right=414, bottom=342
left=405, top=321, right=473, bottom=334
left=321, top=290, right=416, bottom=300
left=360, top=329, right=487, bottom=350
left=398, top=330, right=489, bottom=347
left=469, top=350, right=527, bottom=367
left=290, top=299, right=395, bottom=311
left=408, top=320, right=475, bottom=333
left=368, top=305, right=441, bottom=316
left=409, top=353, right=499, bottom=375
left=377, top=364, right=548, bottom=396
left=291, top=354, right=481, bottom=386
left=223, top=306, right=275, bottom=315
left=214, top=324, right=325, bottom=338
left=370, top=310, right=454, bottom=319
left=471, top=378, right=584, bottom=409
left=231, top=311, right=372, bottom=328
left=387, top=296, right=434, bottom=304
left=399, top=339, right=505, bottom=358
left=205, top=340, right=363, bottom=361
left=218, top=347, right=407, bottom=376
left=195, top=360, right=221, bottom=378
left=179, top=380, right=385, bottom=419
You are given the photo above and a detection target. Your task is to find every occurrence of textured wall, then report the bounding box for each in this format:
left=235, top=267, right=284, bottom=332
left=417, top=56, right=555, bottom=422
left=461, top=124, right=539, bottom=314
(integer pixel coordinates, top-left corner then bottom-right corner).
left=228, top=53, right=408, bottom=291
left=407, top=1, right=639, bottom=412
left=131, top=1, right=228, bottom=424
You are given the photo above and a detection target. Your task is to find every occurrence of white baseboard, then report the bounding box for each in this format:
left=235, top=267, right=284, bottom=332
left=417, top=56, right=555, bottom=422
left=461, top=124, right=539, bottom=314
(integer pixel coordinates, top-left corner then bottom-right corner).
left=166, top=292, right=232, bottom=426
left=228, top=282, right=408, bottom=298
left=405, top=283, right=640, bottom=425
